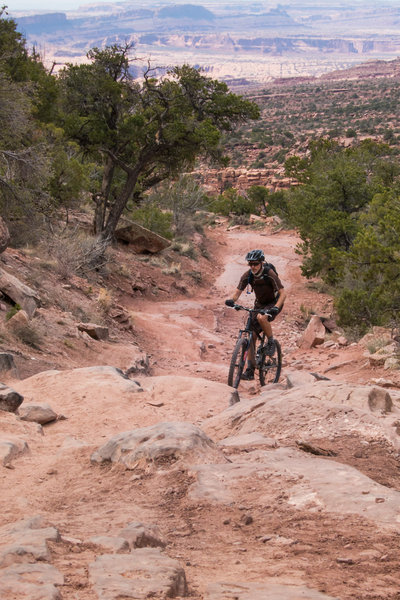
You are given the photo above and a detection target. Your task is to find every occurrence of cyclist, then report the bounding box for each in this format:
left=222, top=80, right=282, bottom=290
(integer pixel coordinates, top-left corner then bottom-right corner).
left=225, top=249, right=286, bottom=380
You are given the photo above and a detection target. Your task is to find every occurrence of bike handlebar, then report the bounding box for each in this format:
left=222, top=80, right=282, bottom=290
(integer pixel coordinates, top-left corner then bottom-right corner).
left=227, top=303, right=273, bottom=317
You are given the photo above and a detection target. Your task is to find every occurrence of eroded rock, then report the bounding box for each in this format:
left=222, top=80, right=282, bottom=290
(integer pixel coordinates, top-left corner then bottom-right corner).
left=0, top=383, right=24, bottom=413
left=206, top=581, right=339, bottom=599
left=18, top=403, right=57, bottom=425
left=89, top=536, right=129, bottom=553
left=298, top=315, right=325, bottom=349
left=91, top=421, right=225, bottom=469
left=0, top=516, right=60, bottom=568
left=0, top=562, right=63, bottom=600
left=115, top=220, right=171, bottom=254
left=0, top=436, right=29, bottom=466
left=118, top=522, right=166, bottom=549
left=89, top=549, right=187, bottom=599
left=77, top=322, right=109, bottom=341
left=0, top=269, right=40, bottom=318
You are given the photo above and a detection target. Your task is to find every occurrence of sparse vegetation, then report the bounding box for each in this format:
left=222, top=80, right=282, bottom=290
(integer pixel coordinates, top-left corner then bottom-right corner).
left=13, top=322, right=42, bottom=348
left=6, top=304, right=22, bottom=321
left=162, top=262, right=181, bottom=276
left=97, top=288, right=113, bottom=314
left=47, top=231, right=110, bottom=280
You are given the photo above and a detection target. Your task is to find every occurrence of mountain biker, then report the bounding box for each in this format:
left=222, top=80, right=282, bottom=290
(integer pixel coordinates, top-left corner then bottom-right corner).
left=225, top=249, right=286, bottom=381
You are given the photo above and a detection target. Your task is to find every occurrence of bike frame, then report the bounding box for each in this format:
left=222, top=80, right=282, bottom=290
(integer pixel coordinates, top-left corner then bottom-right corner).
left=227, top=303, right=282, bottom=389
left=236, top=310, right=265, bottom=353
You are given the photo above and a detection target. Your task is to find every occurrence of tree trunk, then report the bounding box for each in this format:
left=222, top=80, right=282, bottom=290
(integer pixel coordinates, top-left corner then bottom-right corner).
left=101, top=170, right=138, bottom=243
left=93, top=156, right=115, bottom=235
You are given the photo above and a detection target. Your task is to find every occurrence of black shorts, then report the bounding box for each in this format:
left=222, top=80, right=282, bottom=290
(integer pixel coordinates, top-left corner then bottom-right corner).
left=250, top=303, right=279, bottom=333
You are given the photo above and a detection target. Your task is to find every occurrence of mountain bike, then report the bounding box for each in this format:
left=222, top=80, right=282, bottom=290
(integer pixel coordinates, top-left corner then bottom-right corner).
left=226, top=304, right=282, bottom=389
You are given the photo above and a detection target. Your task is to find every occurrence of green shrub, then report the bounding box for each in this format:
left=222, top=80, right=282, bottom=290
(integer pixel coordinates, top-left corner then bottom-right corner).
left=131, top=203, right=173, bottom=240
left=207, top=188, right=257, bottom=216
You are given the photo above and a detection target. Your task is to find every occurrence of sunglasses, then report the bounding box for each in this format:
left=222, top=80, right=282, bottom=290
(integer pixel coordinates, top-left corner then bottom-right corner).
left=248, top=261, right=261, bottom=266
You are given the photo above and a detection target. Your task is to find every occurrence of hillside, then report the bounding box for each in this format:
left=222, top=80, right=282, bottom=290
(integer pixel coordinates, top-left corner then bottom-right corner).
left=210, top=58, right=400, bottom=192
left=1, top=219, right=400, bottom=599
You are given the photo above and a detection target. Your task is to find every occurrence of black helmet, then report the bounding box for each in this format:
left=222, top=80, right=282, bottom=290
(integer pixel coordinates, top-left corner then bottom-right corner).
left=245, top=249, right=264, bottom=263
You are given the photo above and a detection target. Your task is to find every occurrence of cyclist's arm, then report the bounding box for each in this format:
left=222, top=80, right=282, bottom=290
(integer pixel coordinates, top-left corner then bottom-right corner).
left=275, top=287, right=286, bottom=310
left=231, top=288, right=243, bottom=303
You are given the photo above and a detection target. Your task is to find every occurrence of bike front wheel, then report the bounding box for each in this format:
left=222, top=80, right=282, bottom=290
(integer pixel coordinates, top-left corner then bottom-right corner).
left=228, top=336, right=249, bottom=389
left=258, top=339, right=282, bottom=386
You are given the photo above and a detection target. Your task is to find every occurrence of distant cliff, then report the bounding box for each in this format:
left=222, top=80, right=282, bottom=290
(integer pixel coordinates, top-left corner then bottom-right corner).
left=157, top=4, right=215, bottom=21
left=16, top=13, right=72, bottom=35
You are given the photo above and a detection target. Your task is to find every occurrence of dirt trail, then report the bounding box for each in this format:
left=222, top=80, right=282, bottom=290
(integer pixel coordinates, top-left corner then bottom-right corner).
left=2, top=222, right=400, bottom=600
left=126, top=224, right=373, bottom=391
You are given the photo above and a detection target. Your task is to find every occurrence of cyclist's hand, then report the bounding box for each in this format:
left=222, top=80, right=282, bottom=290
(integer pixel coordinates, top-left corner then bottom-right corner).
left=225, top=299, right=235, bottom=307
left=268, top=306, right=280, bottom=321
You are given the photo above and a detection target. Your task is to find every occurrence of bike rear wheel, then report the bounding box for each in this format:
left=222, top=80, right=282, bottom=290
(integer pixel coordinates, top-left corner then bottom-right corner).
left=258, top=339, right=282, bottom=385
left=228, top=336, right=249, bottom=388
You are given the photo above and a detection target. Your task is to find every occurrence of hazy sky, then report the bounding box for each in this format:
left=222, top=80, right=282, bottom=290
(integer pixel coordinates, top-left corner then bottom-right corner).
left=7, top=0, right=399, bottom=13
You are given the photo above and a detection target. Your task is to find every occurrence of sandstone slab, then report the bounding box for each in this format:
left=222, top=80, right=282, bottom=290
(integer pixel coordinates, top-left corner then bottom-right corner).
left=189, top=447, right=400, bottom=530
left=89, top=549, right=187, bottom=599
left=204, top=381, right=400, bottom=450
left=0, top=562, right=63, bottom=600
left=206, top=581, right=339, bottom=599
left=0, top=516, right=60, bottom=568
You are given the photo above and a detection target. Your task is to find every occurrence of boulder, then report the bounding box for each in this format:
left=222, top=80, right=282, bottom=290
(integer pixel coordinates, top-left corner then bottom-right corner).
left=18, top=403, right=57, bottom=425
left=0, top=436, right=29, bottom=466
left=0, top=383, right=23, bottom=412
left=298, top=315, right=325, bottom=348
left=359, top=327, right=393, bottom=348
left=0, top=269, right=40, bottom=318
left=89, top=550, right=187, bottom=599
left=384, top=357, right=400, bottom=370
left=91, top=421, right=226, bottom=469
left=321, top=317, right=337, bottom=332
left=77, top=322, right=109, bottom=340
left=5, top=308, right=29, bottom=330
left=115, top=220, right=171, bottom=254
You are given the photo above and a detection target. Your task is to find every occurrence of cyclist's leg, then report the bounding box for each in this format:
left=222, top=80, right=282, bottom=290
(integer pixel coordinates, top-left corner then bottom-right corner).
left=257, top=313, right=273, bottom=338
left=257, top=305, right=274, bottom=339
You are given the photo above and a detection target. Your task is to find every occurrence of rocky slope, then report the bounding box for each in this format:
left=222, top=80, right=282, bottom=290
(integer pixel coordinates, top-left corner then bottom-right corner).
left=0, top=220, right=400, bottom=599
